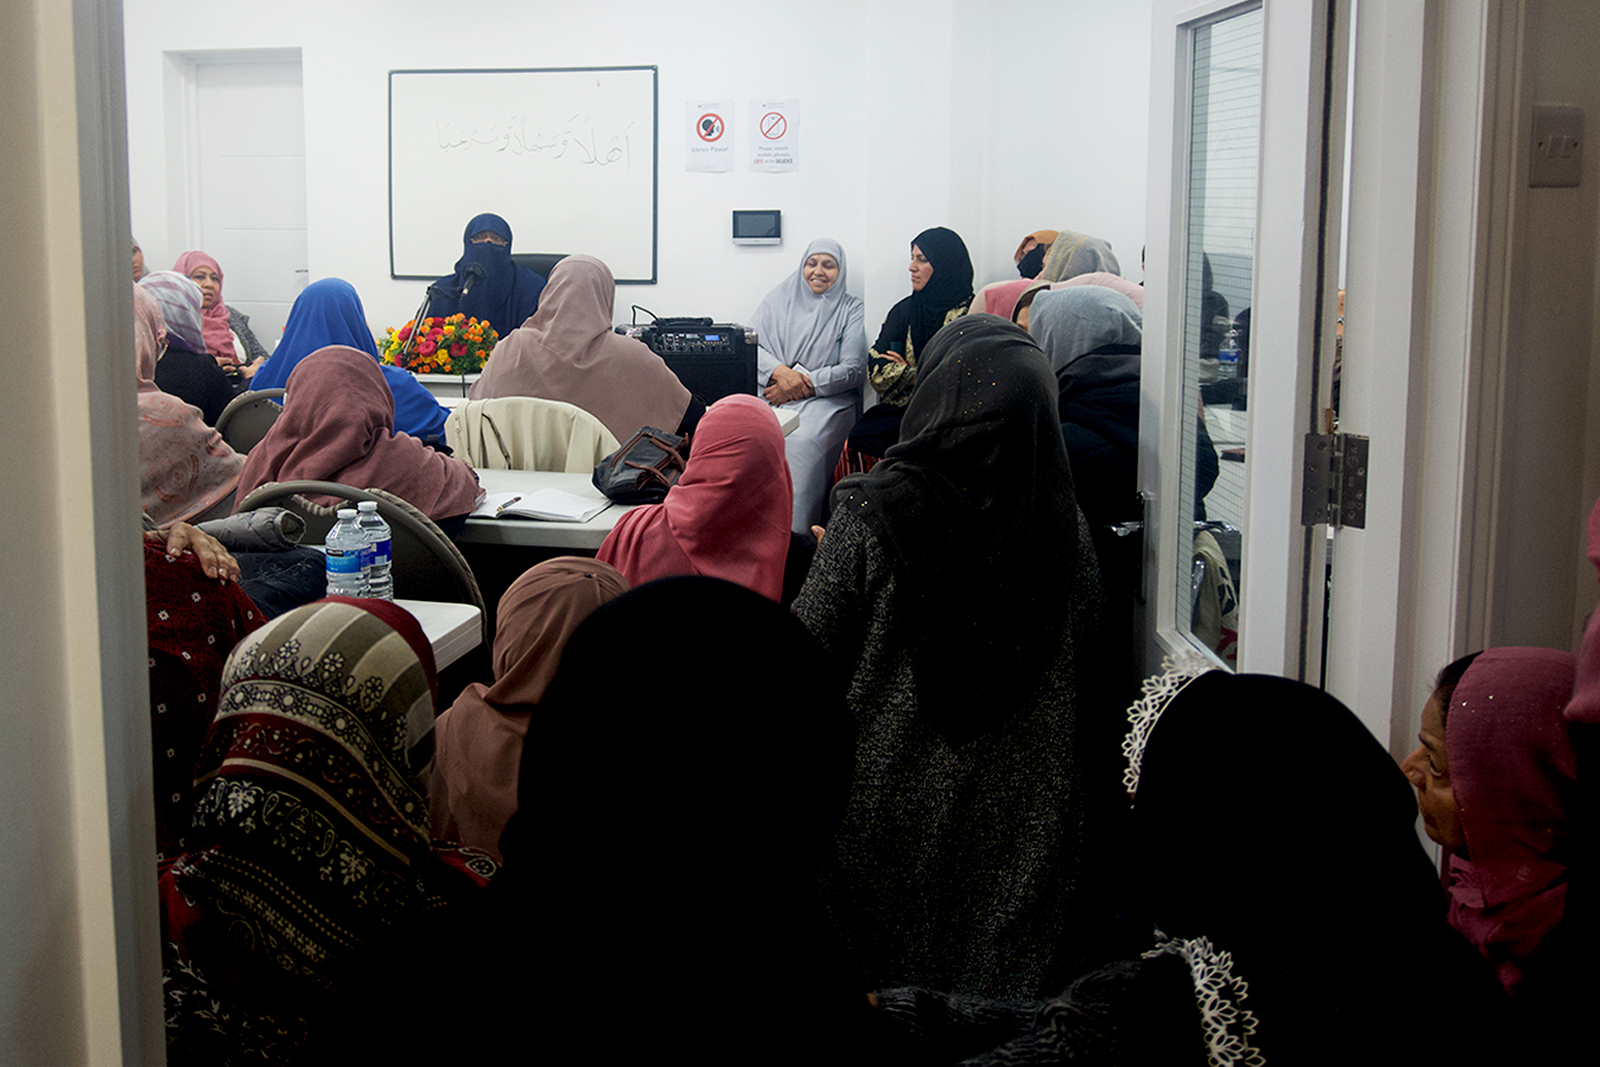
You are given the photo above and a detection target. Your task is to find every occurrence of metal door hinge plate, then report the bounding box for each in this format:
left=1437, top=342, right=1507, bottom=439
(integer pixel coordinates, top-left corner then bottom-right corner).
left=1301, top=432, right=1369, bottom=529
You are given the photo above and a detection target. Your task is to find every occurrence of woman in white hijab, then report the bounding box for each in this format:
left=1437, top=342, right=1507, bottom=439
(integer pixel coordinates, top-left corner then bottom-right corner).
left=748, top=238, right=868, bottom=531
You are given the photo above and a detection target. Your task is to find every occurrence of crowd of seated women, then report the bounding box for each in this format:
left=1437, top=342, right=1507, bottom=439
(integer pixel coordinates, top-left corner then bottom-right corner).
left=133, top=218, right=1594, bottom=1064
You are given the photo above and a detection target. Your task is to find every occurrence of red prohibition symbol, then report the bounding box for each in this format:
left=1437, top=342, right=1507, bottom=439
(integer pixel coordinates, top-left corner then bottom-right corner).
left=759, top=111, right=787, bottom=140
left=698, top=113, right=725, bottom=142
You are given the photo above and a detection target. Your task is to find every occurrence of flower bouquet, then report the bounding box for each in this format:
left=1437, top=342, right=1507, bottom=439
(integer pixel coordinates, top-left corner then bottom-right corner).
left=379, top=314, right=498, bottom=375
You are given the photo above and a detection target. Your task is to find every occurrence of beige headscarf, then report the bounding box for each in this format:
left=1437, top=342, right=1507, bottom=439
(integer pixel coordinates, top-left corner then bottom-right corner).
left=468, top=255, right=691, bottom=441
left=135, top=284, right=243, bottom=525
left=429, top=558, right=629, bottom=860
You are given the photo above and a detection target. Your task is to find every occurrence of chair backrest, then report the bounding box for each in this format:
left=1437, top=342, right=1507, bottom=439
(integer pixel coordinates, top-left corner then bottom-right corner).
left=445, top=396, right=620, bottom=472
left=215, top=387, right=287, bottom=453
left=235, top=479, right=488, bottom=644
left=510, top=252, right=568, bottom=279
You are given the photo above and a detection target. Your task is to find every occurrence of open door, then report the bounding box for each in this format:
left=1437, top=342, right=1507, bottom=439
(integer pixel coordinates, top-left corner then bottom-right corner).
left=1141, top=0, right=1348, bottom=681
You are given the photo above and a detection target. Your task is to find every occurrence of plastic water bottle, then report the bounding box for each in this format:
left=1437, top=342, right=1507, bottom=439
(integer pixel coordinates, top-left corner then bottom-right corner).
left=325, top=508, right=369, bottom=597
left=356, top=500, right=394, bottom=601
left=1217, top=326, right=1241, bottom=381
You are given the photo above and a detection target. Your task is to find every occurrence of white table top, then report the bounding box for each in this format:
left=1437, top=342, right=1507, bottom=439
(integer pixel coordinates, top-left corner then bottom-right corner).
left=394, top=599, right=482, bottom=669
left=456, top=469, right=637, bottom=549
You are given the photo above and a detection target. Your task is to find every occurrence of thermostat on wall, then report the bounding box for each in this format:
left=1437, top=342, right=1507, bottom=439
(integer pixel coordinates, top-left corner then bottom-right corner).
left=732, top=209, right=782, bottom=245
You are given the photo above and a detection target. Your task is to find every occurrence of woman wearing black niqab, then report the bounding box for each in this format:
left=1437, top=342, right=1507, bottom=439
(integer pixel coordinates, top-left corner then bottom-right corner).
left=428, top=212, right=547, bottom=338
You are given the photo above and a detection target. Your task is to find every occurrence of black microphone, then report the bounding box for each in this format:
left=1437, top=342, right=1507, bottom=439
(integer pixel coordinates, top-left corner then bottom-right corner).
left=460, top=262, right=486, bottom=296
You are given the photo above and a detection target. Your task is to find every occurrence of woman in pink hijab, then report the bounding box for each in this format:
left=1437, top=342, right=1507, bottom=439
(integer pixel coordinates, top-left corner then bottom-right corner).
left=597, top=394, right=792, bottom=600
left=430, top=558, right=628, bottom=861
left=468, top=255, right=695, bottom=442
left=1402, top=647, right=1577, bottom=1000
left=172, top=250, right=270, bottom=376
left=134, top=284, right=244, bottom=525
left=234, top=346, right=482, bottom=522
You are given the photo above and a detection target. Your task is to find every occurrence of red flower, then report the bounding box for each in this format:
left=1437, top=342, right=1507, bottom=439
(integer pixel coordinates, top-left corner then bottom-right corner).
left=450, top=343, right=467, bottom=357
left=417, top=341, right=437, bottom=356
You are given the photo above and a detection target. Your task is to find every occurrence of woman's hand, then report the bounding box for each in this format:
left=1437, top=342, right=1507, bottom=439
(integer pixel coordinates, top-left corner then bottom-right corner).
left=240, top=356, right=266, bottom=380
left=147, top=521, right=241, bottom=581
left=764, top=364, right=814, bottom=406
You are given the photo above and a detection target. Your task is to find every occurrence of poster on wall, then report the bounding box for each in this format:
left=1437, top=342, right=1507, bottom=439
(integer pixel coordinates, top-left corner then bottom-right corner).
left=686, top=99, right=734, bottom=172
left=749, top=99, right=798, bottom=173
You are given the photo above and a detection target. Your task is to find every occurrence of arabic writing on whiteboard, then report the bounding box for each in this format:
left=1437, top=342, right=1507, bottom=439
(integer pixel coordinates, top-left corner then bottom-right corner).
left=433, top=115, right=635, bottom=168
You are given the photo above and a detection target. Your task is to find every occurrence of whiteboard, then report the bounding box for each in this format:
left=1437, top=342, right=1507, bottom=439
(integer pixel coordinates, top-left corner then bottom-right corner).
left=388, top=66, right=657, bottom=283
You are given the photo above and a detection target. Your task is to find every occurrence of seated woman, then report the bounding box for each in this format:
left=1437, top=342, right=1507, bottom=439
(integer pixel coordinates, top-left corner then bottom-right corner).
left=597, top=394, right=791, bottom=601
left=135, top=285, right=244, bottom=526
left=794, top=315, right=1106, bottom=1000
left=431, top=558, right=629, bottom=862
left=139, top=270, right=238, bottom=424
left=234, top=346, right=482, bottom=523
left=469, top=254, right=697, bottom=442
left=250, top=277, right=450, bottom=446
left=160, top=599, right=459, bottom=1064
left=1014, top=228, right=1058, bottom=276
left=875, top=668, right=1511, bottom=1065
left=842, top=227, right=973, bottom=474
left=172, top=250, right=271, bottom=380
left=749, top=238, right=867, bottom=531
left=143, top=523, right=263, bottom=862
left=428, top=212, right=547, bottom=340
left=1403, top=648, right=1579, bottom=1029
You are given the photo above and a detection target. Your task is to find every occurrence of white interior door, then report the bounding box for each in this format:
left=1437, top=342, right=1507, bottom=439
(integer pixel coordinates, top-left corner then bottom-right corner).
left=181, top=56, right=308, bottom=350
left=1141, top=0, right=1349, bottom=681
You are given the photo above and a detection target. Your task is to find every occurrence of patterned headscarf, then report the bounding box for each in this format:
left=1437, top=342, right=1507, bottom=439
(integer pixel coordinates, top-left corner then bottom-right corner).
left=173, top=599, right=439, bottom=984
left=139, top=270, right=207, bottom=355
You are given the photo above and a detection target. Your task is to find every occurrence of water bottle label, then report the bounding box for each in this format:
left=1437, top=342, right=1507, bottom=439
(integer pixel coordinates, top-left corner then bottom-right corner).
left=360, top=543, right=376, bottom=569
left=371, top=538, right=391, bottom=567
left=326, top=547, right=362, bottom=574
left=1219, top=349, right=1239, bottom=365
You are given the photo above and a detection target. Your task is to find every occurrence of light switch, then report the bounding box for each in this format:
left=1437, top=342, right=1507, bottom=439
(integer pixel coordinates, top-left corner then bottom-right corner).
left=1530, top=104, right=1583, bottom=188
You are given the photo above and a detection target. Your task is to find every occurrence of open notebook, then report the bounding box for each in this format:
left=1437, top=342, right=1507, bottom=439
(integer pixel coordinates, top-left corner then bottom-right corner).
left=470, top=489, right=611, bottom=523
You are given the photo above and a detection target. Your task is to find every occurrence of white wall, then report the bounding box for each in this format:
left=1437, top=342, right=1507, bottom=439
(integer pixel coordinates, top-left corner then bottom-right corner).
left=1491, top=0, right=1600, bottom=652
left=123, top=0, right=1152, bottom=340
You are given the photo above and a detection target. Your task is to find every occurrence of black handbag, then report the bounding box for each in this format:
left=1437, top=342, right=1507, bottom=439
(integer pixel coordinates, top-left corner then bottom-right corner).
left=592, top=426, right=687, bottom=504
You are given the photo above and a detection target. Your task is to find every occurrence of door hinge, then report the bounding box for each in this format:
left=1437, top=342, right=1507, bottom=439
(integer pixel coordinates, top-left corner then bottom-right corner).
left=1301, top=432, right=1369, bottom=529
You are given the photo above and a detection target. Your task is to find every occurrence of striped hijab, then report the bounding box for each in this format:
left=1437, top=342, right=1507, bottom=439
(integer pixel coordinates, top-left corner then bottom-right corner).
left=173, top=598, right=439, bottom=984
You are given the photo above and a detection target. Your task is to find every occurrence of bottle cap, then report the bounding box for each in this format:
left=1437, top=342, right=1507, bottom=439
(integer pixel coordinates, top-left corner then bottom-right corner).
left=337, top=508, right=357, bottom=518
left=357, top=501, right=378, bottom=512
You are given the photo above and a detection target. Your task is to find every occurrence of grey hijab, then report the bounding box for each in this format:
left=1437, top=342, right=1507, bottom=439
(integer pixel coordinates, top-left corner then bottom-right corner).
left=748, top=238, right=862, bottom=368
left=1038, top=229, right=1122, bottom=283
left=1029, top=286, right=1143, bottom=375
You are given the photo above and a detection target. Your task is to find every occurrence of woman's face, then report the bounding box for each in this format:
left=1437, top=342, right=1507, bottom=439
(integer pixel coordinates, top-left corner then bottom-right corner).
left=188, top=265, right=221, bottom=309
left=131, top=245, right=145, bottom=282
left=803, top=253, right=840, bottom=294
left=1400, top=691, right=1467, bottom=854
left=909, top=245, right=933, bottom=292
left=470, top=231, right=509, bottom=246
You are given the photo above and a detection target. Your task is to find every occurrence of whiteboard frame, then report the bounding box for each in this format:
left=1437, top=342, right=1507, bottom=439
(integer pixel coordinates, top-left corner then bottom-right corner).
left=387, top=65, right=658, bottom=284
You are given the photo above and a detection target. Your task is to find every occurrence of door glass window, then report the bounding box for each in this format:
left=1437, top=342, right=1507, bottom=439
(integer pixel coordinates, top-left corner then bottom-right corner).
left=1174, top=4, right=1261, bottom=664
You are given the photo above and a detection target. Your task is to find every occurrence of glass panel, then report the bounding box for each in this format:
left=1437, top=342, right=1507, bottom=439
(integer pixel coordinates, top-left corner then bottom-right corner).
left=1175, top=5, right=1260, bottom=664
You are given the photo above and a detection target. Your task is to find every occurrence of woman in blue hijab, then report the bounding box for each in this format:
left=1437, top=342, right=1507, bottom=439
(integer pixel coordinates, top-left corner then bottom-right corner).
left=252, top=278, right=450, bottom=447
left=429, top=213, right=547, bottom=338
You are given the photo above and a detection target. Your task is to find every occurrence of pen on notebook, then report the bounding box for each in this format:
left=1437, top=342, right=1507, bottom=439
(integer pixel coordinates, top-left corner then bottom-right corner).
left=494, top=495, right=523, bottom=516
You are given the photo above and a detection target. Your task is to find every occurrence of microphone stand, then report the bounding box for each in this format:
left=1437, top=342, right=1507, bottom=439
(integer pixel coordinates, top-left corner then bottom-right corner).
left=399, top=282, right=462, bottom=362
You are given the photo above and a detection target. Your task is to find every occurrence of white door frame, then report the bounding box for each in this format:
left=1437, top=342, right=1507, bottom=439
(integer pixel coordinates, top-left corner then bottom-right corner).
left=1324, top=0, right=1521, bottom=755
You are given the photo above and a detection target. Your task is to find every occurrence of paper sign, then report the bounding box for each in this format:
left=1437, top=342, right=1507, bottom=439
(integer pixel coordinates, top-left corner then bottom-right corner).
left=686, top=99, right=733, bottom=173
left=749, top=98, right=798, bottom=173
